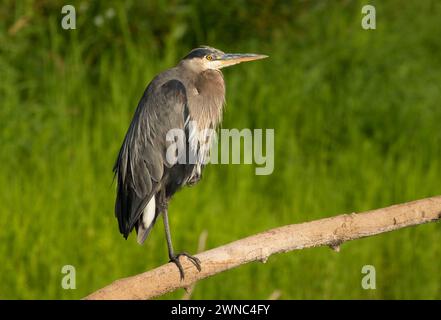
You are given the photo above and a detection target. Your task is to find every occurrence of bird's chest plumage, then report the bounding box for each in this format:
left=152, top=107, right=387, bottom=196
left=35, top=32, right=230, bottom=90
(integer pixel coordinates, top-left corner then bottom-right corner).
left=185, top=70, right=225, bottom=181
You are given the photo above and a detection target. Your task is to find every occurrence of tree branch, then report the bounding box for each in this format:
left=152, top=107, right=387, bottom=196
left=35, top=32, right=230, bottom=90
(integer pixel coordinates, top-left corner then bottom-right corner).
left=85, top=195, right=441, bottom=300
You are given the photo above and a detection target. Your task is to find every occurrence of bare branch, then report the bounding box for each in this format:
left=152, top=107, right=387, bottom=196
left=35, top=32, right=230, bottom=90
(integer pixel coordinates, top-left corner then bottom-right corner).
left=85, top=195, right=441, bottom=300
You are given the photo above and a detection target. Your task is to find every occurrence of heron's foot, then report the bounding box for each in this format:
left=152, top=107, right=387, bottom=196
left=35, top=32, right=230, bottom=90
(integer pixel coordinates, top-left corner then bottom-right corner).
left=169, top=252, right=201, bottom=280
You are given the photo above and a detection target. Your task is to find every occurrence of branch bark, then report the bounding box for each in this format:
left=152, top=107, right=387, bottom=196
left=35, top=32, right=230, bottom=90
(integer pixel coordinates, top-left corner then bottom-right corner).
left=85, top=195, right=441, bottom=300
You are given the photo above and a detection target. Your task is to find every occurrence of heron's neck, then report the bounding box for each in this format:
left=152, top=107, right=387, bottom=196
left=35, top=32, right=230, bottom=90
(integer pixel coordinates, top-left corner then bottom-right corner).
left=186, top=69, right=225, bottom=130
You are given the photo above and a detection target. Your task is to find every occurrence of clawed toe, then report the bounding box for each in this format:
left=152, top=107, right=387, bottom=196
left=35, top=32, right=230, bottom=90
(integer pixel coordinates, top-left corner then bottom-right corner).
left=169, top=252, right=202, bottom=280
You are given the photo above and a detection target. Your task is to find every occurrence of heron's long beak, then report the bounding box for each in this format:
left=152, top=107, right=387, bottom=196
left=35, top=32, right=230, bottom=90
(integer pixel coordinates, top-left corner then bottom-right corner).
left=216, top=53, right=268, bottom=68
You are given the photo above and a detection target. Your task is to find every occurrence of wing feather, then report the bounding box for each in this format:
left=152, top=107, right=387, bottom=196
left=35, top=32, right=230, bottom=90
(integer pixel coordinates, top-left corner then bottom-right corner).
left=114, top=79, right=188, bottom=239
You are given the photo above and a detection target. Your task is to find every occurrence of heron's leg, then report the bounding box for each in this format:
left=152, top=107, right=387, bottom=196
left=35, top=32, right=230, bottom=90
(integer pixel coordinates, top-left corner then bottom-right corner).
left=162, top=208, right=201, bottom=280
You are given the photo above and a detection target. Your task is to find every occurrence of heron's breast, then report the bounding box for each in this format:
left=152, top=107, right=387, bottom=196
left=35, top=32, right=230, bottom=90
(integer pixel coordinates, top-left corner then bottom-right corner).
left=188, top=70, right=225, bottom=129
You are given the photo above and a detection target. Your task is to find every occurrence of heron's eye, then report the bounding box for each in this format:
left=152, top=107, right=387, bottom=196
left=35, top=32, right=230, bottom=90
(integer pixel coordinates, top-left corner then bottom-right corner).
left=206, top=55, right=213, bottom=61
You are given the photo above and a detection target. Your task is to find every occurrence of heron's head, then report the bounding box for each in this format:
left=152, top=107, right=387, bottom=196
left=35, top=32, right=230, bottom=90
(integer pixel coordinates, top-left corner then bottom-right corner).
left=180, top=46, right=268, bottom=72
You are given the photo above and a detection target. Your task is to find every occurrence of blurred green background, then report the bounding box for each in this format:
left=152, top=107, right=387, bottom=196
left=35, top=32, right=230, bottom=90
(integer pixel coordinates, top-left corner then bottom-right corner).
left=1, top=0, right=440, bottom=299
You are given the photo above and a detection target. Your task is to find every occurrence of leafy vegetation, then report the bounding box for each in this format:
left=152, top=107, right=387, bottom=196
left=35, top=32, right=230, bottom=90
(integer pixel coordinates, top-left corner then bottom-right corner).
left=0, top=0, right=440, bottom=299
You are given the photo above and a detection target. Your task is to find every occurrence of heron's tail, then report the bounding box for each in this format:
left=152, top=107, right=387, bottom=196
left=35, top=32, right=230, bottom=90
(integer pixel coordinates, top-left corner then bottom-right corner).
left=136, top=196, right=157, bottom=244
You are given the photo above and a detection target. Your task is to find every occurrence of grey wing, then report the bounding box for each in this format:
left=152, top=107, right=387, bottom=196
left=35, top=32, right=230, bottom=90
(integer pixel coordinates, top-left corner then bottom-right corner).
left=113, top=79, right=189, bottom=239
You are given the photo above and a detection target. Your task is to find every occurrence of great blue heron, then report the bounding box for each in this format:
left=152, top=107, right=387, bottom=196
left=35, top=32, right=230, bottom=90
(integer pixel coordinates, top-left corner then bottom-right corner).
left=114, top=46, right=267, bottom=279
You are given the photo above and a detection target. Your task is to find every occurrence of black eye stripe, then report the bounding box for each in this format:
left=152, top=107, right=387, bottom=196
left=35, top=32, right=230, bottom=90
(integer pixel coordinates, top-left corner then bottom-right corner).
left=184, top=48, right=215, bottom=60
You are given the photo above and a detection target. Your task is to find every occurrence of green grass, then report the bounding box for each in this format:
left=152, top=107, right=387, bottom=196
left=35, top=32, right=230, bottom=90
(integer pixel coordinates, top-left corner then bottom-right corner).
left=0, top=0, right=440, bottom=299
